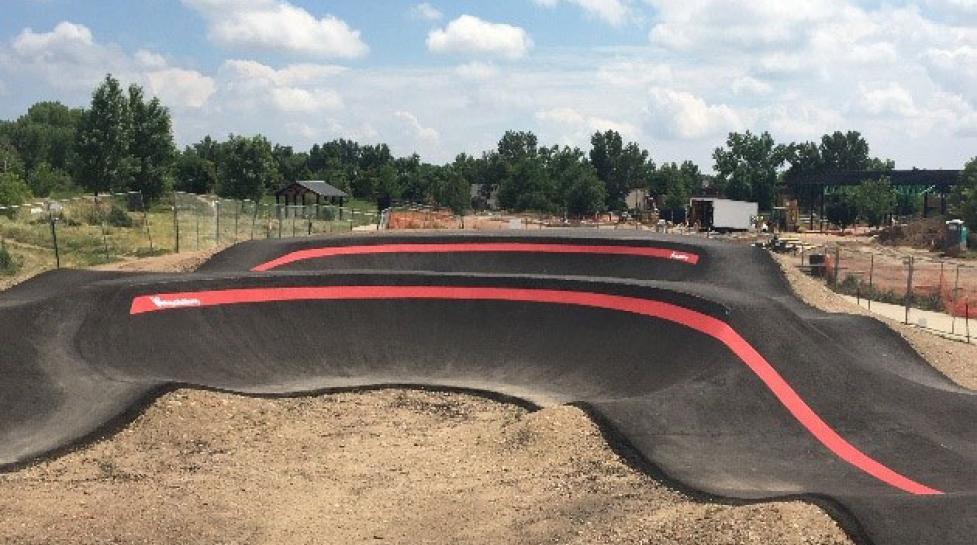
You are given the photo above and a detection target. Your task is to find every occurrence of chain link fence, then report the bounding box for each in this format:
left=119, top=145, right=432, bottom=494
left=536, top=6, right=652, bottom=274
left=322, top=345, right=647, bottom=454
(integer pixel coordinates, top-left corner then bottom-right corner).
left=797, top=243, right=976, bottom=342
left=0, top=191, right=379, bottom=282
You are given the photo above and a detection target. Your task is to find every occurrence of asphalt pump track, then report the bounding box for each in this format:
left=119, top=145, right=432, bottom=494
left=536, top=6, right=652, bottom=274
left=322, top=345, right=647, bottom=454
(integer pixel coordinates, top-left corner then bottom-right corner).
left=1, top=231, right=975, bottom=545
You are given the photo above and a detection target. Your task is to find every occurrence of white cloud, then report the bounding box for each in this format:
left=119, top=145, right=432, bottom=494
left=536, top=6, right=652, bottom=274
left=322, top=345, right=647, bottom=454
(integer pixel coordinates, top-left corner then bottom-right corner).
left=455, top=61, right=499, bottom=80
left=923, top=46, right=977, bottom=104
left=533, top=0, right=633, bottom=26
left=219, top=59, right=344, bottom=114
left=536, top=106, right=641, bottom=141
left=730, top=76, right=772, bottom=96
left=394, top=110, right=440, bottom=142
left=181, top=0, right=368, bottom=58
left=410, top=3, right=443, bottom=21
left=858, top=83, right=918, bottom=117
left=645, top=87, right=744, bottom=139
left=146, top=68, right=216, bottom=109
left=2, top=21, right=215, bottom=109
left=427, top=15, right=533, bottom=59
left=270, top=87, right=342, bottom=113
left=12, top=21, right=93, bottom=56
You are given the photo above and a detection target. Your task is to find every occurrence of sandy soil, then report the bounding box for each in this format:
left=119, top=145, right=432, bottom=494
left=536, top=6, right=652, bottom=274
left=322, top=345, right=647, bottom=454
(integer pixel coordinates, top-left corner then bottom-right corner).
left=0, top=390, right=851, bottom=545
left=15, top=243, right=975, bottom=545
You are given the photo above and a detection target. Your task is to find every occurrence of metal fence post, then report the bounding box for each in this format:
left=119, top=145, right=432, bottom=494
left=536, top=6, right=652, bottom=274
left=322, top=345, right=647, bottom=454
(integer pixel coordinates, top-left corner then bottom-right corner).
left=277, top=205, right=283, bottom=239
left=215, top=200, right=221, bottom=245
left=48, top=212, right=60, bottom=269
left=952, top=265, right=960, bottom=335
left=140, top=191, right=153, bottom=252
left=905, top=256, right=914, bottom=325
left=195, top=207, right=200, bottom=250
left=966, top=301, right=971, bottom=344
left=234, top=200, right=241, bottom=242
left=173, top=194, right=180, bottom=253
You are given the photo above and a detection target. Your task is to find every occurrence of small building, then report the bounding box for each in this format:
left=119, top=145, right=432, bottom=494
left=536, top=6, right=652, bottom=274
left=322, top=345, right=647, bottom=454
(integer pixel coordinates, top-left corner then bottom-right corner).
left=275, top=180, right=348, bottom=207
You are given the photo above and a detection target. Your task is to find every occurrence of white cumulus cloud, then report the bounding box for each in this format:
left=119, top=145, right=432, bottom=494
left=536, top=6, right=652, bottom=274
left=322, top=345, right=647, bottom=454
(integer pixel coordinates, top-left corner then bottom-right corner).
left=427, top=15, right=533, bottom=59
left=533, top=0, right=633, bottom=26
left=394, top=110, right=440, bottom=142
left=645, top=87, right=744, bottom=139
left=181, top=0, right=368, bottom=58
left=410, top=3, right=443, bottom=21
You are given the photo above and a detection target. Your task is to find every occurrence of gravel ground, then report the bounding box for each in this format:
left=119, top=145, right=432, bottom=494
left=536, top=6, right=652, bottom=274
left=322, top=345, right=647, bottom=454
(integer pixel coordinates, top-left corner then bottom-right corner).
left=0, top=390, right=852, bottom=545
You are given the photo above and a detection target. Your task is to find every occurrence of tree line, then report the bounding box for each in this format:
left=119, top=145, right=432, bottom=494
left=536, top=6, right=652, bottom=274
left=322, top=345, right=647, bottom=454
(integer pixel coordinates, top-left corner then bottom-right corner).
left=1, top=74, right=976, bottom=230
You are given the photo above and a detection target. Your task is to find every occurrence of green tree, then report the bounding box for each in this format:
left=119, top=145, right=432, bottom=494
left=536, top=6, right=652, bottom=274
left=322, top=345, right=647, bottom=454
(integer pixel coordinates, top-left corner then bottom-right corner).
left=589, top=130, right=653, bottom=210
left=75, top=75, right=131, bottom=195
left=0, top=141, right=25, bottom=178
left=712, top=130, right=788, bottom=211
left=950, top=157, right=977, bottom=231
left=216, top=135, right=278, bottom=201
left=495, top=131, right=558, bottom=212
left=128, top=84, right=176, bottom=202
left=174, top=149, right=217, bottom=194
left=0, top=172, right=31, bottom=209
left=823, top=188, right=859, bottom=231
left=651, top=160, right=701, bottom=211
left=272, top=145, right=311, bottom=184
left=854, top=177, right=897, bottom=227
left=564, top=167, right=606, bottom=216
left=28, top=162, right=75, bottom=197
left=7, top=101, right=82, bottom=175
left=819, top=130, right=870, bottom=170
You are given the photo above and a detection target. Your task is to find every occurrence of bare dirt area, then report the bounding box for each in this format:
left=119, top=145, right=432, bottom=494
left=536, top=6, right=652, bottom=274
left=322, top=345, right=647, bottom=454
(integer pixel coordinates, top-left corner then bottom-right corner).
left=91, top=246, right=228, bottom=273
left=0, top=389, right=852, bottom=545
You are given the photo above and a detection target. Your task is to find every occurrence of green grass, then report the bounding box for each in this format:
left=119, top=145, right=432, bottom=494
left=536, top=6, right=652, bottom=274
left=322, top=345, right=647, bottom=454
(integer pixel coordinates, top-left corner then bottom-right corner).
left=0, top=194, right=379, bottom=275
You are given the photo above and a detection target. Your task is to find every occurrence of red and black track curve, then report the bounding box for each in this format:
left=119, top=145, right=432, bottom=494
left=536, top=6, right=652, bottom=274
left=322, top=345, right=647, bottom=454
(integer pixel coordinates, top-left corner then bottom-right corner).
left=2, top=231, right=975, bottom=545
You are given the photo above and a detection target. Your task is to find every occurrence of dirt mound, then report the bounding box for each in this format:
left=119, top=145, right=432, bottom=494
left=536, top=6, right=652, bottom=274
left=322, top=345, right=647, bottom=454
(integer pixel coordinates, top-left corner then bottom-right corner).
left=0, top=389, right=851, bottom=545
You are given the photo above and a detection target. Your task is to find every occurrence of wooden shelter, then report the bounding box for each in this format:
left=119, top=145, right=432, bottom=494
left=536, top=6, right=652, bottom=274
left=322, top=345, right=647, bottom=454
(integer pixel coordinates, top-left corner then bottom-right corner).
left=275, top=180, right=348, bottom=207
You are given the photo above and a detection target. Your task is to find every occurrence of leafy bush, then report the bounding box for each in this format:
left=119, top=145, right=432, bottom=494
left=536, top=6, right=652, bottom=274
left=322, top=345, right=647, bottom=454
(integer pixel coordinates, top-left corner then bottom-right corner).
left=0, top=244, right=18, bottom=275
left=107, top=205, right=133, bottom=227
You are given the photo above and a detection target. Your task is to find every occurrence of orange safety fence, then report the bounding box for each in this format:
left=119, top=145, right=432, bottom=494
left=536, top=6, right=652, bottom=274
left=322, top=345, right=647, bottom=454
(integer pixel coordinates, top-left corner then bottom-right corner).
left=822, top=251, right=977, bottom=318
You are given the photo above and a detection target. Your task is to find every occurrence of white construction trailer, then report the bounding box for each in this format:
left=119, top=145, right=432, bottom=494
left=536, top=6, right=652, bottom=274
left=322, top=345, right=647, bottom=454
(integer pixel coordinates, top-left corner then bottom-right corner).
left=689, top=198, right=758, bottom=232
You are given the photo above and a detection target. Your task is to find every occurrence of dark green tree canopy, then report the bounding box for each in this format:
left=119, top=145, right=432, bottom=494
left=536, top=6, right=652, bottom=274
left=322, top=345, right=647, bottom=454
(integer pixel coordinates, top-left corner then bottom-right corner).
left=712, top=130, right=788, bottom=211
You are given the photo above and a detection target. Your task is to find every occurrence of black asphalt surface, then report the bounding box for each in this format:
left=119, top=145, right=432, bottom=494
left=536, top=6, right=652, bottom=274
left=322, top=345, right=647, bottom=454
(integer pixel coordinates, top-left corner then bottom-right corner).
left=2, top=230, right=975, bottom=545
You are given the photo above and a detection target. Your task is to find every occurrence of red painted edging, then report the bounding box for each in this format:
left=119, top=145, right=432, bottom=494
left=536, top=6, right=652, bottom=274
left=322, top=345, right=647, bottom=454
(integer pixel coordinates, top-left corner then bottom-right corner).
left=251, top=243, right=700, bottom=271
left=129, top=285, right=941, bottom=496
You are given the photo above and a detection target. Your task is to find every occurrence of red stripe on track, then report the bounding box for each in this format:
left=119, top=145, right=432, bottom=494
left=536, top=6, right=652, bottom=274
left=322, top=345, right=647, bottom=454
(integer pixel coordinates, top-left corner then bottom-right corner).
left=129, top=285, right=941, bottom=496
left=250, top=243, right=700, bottom=271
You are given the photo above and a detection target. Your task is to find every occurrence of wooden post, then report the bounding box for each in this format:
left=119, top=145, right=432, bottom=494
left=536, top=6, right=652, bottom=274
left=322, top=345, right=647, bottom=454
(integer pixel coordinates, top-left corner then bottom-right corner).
left=141, top=191, right=153, bottom=252
left=234, top=200, right=241, bottom=241
left=868, top=254, right=874, bottom=311
left=833, top=246, right=841, bottom=286
left=250, top=200, right=259, bottom=241
left=215, top=199, right=221, bottom=244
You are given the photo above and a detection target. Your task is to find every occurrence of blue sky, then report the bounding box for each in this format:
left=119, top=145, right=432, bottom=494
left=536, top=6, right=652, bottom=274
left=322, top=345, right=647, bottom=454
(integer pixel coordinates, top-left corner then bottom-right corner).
left=2, top=0, right=977, bottom=170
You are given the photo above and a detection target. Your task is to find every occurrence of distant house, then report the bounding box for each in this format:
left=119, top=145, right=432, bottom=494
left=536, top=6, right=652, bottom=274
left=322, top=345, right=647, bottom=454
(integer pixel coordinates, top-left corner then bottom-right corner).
left=275, top=180, right=348, bottom=207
